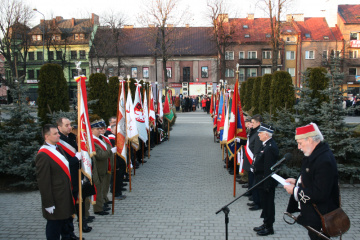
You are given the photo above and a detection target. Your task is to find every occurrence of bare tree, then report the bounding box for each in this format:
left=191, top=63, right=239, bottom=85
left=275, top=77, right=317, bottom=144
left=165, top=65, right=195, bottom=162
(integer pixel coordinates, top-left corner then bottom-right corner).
left=138, top=0, right=189, bottom=86
left=206, top=0, right=234, bottom=81
left=0, top=0, right=33, bottom=86
left=259, top=0, right=292, bottom=72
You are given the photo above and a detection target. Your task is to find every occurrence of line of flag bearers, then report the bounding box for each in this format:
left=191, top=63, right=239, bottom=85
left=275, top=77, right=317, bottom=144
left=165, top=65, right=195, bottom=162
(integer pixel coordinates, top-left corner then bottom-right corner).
left=35, top=76, right=175, bottom=240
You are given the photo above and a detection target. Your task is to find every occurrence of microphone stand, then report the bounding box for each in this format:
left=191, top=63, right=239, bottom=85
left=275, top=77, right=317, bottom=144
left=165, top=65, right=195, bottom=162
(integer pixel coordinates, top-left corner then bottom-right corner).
left=215, top=168, right=281, bottom=240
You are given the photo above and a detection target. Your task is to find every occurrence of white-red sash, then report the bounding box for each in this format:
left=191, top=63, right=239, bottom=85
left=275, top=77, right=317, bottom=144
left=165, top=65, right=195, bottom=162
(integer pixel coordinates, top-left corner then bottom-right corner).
left=38, top=145, right=71, bottom=181
left=101, top=134, right=112, bottom=146
left=93, top=135, right=107, bottom=151
left=57, top=139, right=76, bottom=158
left=107, top=126, right=111, bottom=132
left=244, top=139, right=254, bottom=165
left=108, top=134, right=115, bottom=141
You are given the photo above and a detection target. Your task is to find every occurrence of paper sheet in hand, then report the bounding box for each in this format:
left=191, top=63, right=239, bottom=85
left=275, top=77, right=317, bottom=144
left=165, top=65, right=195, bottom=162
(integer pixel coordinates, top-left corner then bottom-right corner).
left=272, top=173, right=290, bottom=186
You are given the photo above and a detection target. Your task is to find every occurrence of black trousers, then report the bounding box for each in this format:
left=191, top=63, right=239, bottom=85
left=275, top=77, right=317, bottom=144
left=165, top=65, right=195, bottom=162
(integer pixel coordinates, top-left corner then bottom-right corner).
left=249, top=172, right=261, bottom=207
left=308, top=227, right=323, bottom=240
left=46, top=218, right=72, bottom=240
left=258, top=187, right=275, bottom=227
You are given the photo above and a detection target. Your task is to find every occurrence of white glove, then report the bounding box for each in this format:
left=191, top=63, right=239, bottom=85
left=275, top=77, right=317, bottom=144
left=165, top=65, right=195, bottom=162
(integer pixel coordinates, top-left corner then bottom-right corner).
left=45, top=206, right=55, bottom=214
left=235, top=138, right=240, bottom=143
left=75, top=152, right=82, bottom=160
left=111, top=147, right=117, bottom=153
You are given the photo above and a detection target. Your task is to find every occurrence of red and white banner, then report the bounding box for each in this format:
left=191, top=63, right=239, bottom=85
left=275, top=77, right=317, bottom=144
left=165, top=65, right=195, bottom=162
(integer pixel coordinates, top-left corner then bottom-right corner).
left=149, top=86, right=156, bottom=128
left=134, top=82, right=147, bottom=142
left=126, top=88, right=139, bottom=150
left=116, top=82, right=127, bottom=163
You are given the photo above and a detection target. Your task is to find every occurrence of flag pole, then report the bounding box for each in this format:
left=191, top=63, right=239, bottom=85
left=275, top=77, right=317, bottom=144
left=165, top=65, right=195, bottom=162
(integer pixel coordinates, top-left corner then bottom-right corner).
left=112, top=79, right=122, bottom=214
left=148, top=82, right=151, bottom=159
left=234, top=64, right=240, bottom=197
left=76, top=76, right=83, bottom=240
left=126, top=76, right=132, bottom=192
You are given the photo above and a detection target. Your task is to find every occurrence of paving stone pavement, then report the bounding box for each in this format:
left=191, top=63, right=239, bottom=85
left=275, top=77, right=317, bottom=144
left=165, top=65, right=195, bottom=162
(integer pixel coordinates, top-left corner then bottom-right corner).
left=0, top=111, right=359, bottom=240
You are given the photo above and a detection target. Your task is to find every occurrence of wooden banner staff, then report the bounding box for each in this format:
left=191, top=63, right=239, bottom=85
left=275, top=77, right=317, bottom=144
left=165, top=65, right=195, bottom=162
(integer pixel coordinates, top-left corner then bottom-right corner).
left=126, top=76, right=132, bottom=192
left=76, top=77, right=83, bottom=240
left=112, top=79, right=123, bottom=214
left=148, top=82, right=151, bottom=159
left=233, top=64, right=240, bottom=198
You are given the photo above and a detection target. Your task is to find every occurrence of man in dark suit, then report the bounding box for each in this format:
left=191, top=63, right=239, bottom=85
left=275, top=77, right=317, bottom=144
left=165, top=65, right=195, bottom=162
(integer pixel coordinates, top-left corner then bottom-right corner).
left=35, top=124, right=76, bottom=240
left=284, top=123, right=339, bottom=240
left=252, top=123, right=279, bottom=236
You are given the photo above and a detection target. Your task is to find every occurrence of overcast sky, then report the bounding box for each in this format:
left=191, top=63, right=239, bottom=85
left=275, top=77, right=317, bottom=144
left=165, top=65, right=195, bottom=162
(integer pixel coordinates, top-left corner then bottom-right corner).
left=27, top=0, right=360, bottom=27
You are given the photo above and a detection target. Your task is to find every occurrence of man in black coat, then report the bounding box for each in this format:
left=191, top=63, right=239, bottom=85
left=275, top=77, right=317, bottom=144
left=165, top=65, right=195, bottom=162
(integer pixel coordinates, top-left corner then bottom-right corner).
left=284, top=123, right=339, bottom=240
left=252, top=123, right=279, bottom=236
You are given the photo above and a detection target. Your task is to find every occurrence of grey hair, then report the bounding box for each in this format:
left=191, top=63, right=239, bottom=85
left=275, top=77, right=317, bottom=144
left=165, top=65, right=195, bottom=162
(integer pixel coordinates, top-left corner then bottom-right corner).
left=309, top=135, right=323, bottom=142
left=267, top=132, right=273, bottom=138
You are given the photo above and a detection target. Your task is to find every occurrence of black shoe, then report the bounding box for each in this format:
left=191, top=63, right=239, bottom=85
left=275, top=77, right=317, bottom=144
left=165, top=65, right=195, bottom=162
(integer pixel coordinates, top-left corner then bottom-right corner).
left=87, top=216, right=95, bottom=220
left=247, top=202, right=256, bottom=207
left=103, top=207, right=111, bottom=211
left=253, top=224, right=266, bottom=232
left=242, top=184, right=249, bottom=188
left=122, top=183, right=128, bottom=186
left=237, top=179, right=247, bottom=184
left=123, top=178, right=129, bottom=182
left=228, top=170, right=234, bottom=175
left=103, top=203, right=109, bottom=208
left=142, top=160, right=147, bottom=163
left=243, top=192, right=251, bottom=197
left=85, top=218, right=93, bottom=223
left=121, top=187, right=127, bottom=191
left=107, top=201, right=113, bottom=204
left=248, top=196, right=253, bottom=201
left=249, top=205, right=262, bottom=211
left=257, top=227, right=274, bottom=236
left=94, top=211, right=109, bottom=215
left=82, top=225, right=92, bottom=233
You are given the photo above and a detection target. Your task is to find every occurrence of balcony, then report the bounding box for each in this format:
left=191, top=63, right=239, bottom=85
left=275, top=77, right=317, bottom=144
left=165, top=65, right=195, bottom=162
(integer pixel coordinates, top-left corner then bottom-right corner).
left=238, top=58, right=261, bottom=66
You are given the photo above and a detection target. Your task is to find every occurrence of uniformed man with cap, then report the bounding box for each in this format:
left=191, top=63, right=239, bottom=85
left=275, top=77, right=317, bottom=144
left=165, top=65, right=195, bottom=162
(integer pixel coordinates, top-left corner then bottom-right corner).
left=252, top=123, right=279, bottom=236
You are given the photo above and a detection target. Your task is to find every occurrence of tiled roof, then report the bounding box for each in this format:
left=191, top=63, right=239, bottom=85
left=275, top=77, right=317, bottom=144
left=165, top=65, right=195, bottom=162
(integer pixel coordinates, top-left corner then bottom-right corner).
left=338, top=5, right=360, bottom=24
left=89, top=27, right=217, bottom=58
left=230, top=18, right=272, bottom=43
left=293, top=17, right=342, bottom=41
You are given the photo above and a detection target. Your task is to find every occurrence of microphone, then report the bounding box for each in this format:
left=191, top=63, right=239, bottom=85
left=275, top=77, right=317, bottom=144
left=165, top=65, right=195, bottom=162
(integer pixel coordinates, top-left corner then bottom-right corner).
left=270, top=153, right=292, bottom=171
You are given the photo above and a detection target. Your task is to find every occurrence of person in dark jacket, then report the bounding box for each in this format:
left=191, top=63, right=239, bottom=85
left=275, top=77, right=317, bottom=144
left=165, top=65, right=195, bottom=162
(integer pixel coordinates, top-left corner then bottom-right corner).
left=284, top=123, right=339, bottom=240
left=252, top=123, right=279, bottom=236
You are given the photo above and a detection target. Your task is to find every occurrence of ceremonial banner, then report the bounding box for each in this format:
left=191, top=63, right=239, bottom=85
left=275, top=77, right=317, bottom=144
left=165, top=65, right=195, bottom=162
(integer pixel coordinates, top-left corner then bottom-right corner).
left=75, top=75, right=95, bottom=182
left=157, top=90, right=163, bottom=123
left=134, top=83, right=148, bottom=142
left=217, top=91, right=224, bottom=134
left=126, top=88, right=139, bottom=150
left=116, top=82, right=127, bottom=162
left=210, top=93, right=214, bottom=116
left=221, top=100, right=230, bottom=144
left=143, top=89, right=149, bottom=131
left=163, top=91, right=174, bottom=122
left=219, top=92, right=227, bottom=141
left=213, top=92, right=219, bottom=132
left=149, top=86, right=156, bottom=128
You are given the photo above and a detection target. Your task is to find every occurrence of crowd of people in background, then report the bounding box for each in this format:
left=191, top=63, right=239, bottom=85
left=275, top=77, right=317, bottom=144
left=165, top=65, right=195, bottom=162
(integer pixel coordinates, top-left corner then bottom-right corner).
left=171, top=94, right=211, bottom=113
left=343, top=96, right=360, bottom=116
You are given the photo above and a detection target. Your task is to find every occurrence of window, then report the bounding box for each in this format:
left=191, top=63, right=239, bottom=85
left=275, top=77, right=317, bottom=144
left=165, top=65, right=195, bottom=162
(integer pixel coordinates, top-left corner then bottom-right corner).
left=56, top=51, right=62, bottom=60
left=74, top=34, right=80, bottom=40
left=287, top=68, right=295, bottom=77
left=225, top=51, right=234, bottom=60
left=72, top=69, right=86, bottom=78
left=28, top=70, right=34, bottom=79
left=330, top=50, right=341, bottom=58
left=37, top=52, right=43, bottom=60
left=286, top=51, right=295, bottom=60
left=239, top=51, right=245, bottom=59
left=108, top=68, right=114, bottom=77
left=247, top=68, right=257, bottom=77
left=266, top=34, right=271, bottom=38
left=262, top=68, right=271, bottom=75
left=305, top=33, right=311, bottom=38
left=119, top=68, right=126, bottom=78
left=262, top=51, right=271, bottom=59
left=28, top=52, right=34, bottom=61
left=245, top=34, right=250, bottom=38
left=349, top=68, right=357, bottom=76
left=225, top=69, right=234, bottom=77
left=52, top=35, right=61, bottom=41
left=32, top=35, right=42, bottom=41
left=243, top=25, right=248, bottom=29
left=248, top=51, right=257, bottom=59
left=350, top=50, right=358, bottom=59
left=305, top=50, right=315, bottom=59
left=201, top=66, right=208, bottom=78
left=322, top=50, right=328, bottom=59
left=48, top=51, right=54, bottom=60
left=166, top=67, right=172, bottom=78
left=239, top=68, right=245, bottom=81
left=143, top=67, right=149, bottom=78
left=79, top=34, right=85, bottom=39
left=323, top=36, right=329, bottom=40
left=132, top=67, right=138, bottom=78
left=36, top=70, right=40, bottom=79
left=71, top=51, right=77, bottom=60
left=286, top=37, right=295, bottom=42
left=350, top=32, right=358, bottom=41
left=79, top=50, right=86, bottom=59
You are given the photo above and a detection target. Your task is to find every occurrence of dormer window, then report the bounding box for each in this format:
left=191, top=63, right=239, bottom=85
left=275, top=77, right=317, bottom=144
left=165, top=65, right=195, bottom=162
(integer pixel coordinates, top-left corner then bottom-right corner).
left=266, top=34, right=271, bottom=38
left=287, top=29, right=292, bottom=33
left=243, top=25, right=248, bottom=29
left=74, top=33, right=85, bottom=40
left=305, top=33, right=311, bottom=38
left=51, top=34, right=61, bottom=41
left=245, top=34, right=250, bottom=38
left=32, top=35, right=42, bottom=41
left=323, top=36, right=329, bottom=40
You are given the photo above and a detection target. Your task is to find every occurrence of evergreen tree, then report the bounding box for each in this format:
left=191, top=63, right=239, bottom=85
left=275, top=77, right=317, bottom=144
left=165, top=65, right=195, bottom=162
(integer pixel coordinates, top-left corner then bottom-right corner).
left=258, top=74, right=272, bottom=114
left=270, top=71, right=295, bottom=115
left=0, top=84, right=41, bottom=188
left=244, top=77, right=255, bottom=112
left=88, top=73, right=110, bottom=120
left=37, top=63, right=70, bottom=124
left=251, top=76, right=262, bottom=115
left=307, top=67, right=329, bottom=104
left=240, top=81, right=246, bottom=109
left=108, top=76, right=120, bottom=118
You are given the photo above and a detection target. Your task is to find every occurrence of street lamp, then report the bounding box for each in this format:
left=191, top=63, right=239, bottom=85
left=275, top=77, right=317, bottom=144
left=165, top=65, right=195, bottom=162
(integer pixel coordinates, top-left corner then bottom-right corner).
left=33, top=9, right=45, bottom=65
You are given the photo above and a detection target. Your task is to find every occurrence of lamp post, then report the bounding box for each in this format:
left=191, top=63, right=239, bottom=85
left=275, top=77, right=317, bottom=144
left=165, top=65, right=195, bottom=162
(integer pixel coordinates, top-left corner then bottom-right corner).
left=33, top=9, right=45, bottom=65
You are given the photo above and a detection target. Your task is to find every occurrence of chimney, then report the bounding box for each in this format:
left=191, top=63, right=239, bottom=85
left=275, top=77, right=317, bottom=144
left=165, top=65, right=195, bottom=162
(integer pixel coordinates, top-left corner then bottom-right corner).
left=124, top=25, right=134, bottom=29
left=52, top=18, right=56, bottom=26
left=71, top=18, right=75, bottom=27
left=247, top=13, right=254, bottom=20
left=91, top=13, right=99, bottom=25
left=148, top=24, right=155, bottom=27
left=56, top=16, right=63, bottom=22
left=287, top=14, right=304, bottom=22
left=167, top=24, right=173, bottom=28
left=185, top=24, right=190, bottom=28
left=217, top=14, right=228, bottom=23
left=40, top=19, right=44, bottom=25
